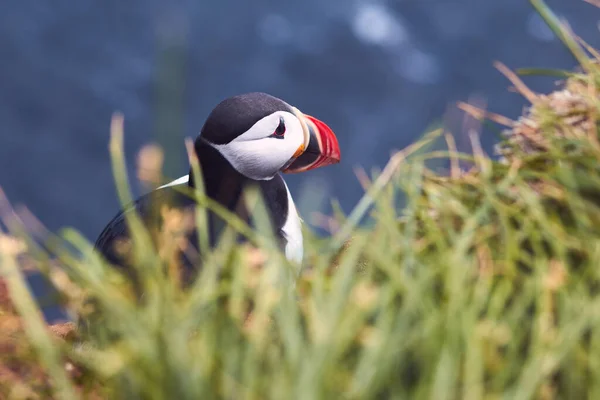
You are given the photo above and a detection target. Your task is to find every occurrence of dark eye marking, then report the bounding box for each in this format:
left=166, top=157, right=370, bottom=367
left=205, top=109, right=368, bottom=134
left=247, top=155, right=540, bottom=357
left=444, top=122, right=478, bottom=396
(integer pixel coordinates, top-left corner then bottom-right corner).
left=270, top=116, right=286, bottom=139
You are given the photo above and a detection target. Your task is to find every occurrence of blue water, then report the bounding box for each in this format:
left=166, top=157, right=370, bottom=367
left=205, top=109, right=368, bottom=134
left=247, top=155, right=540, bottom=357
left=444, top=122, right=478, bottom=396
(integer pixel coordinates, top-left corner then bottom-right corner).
left=1, top=0, right=598, bottom=321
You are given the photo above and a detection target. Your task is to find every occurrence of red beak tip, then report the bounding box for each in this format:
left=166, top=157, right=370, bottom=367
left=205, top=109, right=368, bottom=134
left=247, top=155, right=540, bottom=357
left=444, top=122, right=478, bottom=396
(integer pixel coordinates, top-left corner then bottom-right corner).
left=305, top=114, right=341, bottom=163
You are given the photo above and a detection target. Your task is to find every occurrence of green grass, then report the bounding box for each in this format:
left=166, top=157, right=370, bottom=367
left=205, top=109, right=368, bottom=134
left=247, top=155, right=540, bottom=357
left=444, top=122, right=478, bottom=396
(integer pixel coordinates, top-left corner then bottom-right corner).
left=3, top=0, right=600, bottom=398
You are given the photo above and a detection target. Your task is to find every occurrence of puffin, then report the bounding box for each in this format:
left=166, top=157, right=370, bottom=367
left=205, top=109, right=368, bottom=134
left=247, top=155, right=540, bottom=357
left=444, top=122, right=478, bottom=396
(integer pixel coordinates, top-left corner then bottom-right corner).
left=94, top=92, right=341, bottom=278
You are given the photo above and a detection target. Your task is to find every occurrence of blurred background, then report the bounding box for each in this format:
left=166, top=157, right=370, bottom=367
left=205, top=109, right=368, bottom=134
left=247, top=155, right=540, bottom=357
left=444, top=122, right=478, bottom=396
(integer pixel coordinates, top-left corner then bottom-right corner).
left=1, top=0, right=598, bottom=242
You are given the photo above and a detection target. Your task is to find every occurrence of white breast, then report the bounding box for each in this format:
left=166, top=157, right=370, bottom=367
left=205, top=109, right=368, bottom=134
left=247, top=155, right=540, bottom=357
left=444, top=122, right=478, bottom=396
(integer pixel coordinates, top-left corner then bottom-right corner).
left=280, top=180, right=304, bottom=265
left=158, top=175, right=190, bottom=189
left=157, top=175, right=304, bottom=264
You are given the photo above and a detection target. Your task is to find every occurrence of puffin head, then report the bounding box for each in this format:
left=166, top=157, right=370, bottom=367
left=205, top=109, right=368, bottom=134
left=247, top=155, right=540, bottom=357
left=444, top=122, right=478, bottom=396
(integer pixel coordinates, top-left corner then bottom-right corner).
left=196, top=92, right=340, bottom=180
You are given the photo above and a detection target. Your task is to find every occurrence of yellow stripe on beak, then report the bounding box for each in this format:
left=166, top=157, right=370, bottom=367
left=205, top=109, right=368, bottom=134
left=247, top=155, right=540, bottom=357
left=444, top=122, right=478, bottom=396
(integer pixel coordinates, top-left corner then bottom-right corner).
left=292, top=144, right=305, bottom=159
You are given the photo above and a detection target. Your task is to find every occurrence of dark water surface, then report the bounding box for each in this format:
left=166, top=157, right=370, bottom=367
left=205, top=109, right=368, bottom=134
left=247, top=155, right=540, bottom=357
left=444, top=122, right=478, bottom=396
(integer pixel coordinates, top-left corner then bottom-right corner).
left=1, top=1, right=598, bottom=320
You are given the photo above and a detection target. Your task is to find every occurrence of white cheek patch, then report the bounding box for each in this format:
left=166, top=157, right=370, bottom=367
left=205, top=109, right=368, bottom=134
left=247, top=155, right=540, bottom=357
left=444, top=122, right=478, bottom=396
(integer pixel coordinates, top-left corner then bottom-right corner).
left=209, top=111, right=305, bottom=180
left=219, top=140, right=289, bottom=180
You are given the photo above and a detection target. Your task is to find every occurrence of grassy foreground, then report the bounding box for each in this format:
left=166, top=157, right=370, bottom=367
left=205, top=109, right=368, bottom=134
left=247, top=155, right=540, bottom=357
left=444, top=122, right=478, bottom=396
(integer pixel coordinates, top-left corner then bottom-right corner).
left=3, top=1, right=600, bottom=398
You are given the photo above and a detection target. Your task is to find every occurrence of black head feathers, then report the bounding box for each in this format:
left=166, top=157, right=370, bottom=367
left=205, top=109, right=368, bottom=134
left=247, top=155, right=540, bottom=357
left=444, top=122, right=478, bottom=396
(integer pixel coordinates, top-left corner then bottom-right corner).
left=199, top=92, right=293, bottom=145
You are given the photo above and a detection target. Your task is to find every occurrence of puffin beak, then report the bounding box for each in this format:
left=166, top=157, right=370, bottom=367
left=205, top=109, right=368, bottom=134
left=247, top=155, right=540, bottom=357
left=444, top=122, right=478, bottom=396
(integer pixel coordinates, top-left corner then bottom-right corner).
left=283, top=111, right=341, bottom=173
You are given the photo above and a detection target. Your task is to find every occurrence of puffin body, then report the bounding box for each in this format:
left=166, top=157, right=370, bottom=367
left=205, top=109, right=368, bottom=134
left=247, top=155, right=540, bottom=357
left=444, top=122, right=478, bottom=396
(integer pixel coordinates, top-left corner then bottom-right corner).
left=152, top=172, right=303, bottom=263
left=95, top=93, right=340, bottom=273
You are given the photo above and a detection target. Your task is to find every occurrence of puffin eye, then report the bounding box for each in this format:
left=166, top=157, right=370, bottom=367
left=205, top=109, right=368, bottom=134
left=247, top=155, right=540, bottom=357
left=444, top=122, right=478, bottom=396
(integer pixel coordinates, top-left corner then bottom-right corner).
left=271, top=116, right=286, bottom=138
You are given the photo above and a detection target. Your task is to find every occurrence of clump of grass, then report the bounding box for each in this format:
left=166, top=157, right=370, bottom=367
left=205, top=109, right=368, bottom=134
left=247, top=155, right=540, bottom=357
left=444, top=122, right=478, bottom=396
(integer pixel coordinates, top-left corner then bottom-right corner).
left=3, top=0, right=600, bottom=398
left=0, top=262, right=87, bottom=399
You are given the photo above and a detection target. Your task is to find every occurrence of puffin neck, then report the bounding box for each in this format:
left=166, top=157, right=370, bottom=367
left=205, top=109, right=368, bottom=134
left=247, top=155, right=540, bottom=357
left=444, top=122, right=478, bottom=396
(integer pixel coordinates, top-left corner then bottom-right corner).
left=190, top=137, right=290, bottom=246
left=190, top=139, right=254, bottom=212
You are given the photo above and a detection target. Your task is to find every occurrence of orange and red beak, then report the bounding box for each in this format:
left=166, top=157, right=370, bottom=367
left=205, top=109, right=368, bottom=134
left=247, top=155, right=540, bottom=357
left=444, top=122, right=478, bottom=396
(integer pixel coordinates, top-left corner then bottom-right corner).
left=283, top=112, right=341, bottom=173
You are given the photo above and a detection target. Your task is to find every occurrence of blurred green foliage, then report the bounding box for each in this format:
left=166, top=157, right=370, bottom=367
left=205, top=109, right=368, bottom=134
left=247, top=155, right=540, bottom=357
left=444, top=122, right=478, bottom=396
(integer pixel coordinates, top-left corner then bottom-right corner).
left=3, top=1, right=600, bottom=398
